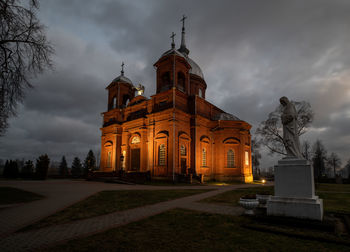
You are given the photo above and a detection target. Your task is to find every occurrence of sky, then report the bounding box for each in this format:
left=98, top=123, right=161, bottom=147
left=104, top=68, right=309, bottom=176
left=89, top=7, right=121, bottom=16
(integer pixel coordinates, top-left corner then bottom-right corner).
left=1, top=0, right=350, bottom=170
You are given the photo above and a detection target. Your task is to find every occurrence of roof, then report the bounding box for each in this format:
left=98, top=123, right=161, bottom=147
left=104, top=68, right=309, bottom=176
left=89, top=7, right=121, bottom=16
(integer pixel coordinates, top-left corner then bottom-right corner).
left=159, top=49, right=205, bottom=80
left=187, top=57, right=204, bottom=79
left=213, top=113, right=241, bottom=121
left=161, top=48, right=186, bottom=58
left=111, top=75, right=133, bottom=85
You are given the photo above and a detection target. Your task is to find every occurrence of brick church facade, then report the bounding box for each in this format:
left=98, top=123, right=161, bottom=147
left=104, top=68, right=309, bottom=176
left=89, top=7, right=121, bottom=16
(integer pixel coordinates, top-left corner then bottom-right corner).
left=99, top=20, right=253, bottom=182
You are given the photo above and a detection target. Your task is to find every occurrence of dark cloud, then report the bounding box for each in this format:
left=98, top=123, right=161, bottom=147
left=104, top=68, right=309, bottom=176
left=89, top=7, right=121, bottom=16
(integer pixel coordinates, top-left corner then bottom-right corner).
left=1, top=0, right=350, bottom=168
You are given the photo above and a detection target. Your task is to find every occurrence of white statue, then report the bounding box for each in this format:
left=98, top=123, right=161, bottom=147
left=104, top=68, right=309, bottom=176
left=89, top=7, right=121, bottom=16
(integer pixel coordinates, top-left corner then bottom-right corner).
left=135, top=84, right=145, bottom=96
left=280, top=96, right=302, bottom=158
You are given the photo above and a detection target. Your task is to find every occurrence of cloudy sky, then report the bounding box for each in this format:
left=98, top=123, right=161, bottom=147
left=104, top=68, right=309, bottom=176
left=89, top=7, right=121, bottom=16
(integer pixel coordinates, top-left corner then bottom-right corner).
left=1, top=0, right=350, bottom=169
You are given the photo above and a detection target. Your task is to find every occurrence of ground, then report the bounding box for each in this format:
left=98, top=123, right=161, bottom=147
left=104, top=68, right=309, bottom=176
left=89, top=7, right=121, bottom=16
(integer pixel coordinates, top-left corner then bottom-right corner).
left=0, top=179, right=349, bottom=251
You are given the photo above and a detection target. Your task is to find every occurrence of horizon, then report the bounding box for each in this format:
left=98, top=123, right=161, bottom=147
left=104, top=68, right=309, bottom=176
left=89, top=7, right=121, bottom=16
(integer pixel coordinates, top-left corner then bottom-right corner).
left=1, top=0, right=350, bottom=172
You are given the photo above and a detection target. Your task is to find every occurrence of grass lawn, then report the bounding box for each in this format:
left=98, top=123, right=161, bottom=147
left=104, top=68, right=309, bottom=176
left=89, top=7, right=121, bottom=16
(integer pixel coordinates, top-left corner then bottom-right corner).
left=143, top=180, right=205, bottom=186
left=200, top=184, right=350, bottom=214
left=316, top=183, right=350, bottom=192
left=42, top=208, right=350, bottom=252
left=315, top=183, right=350, bottom=214
left=0, top=187, right=44, bottom=205
left=200, top=186, right=274, bottom=206
left=318, top=191, right=350, bottom=214
left=22, top=189, right=212, bottom=231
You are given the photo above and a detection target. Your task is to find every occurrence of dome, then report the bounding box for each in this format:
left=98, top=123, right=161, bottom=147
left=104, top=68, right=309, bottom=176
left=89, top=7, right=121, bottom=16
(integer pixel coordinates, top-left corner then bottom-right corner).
left=187, top=57, right=204, bottom=79
left=112, top=75, right=133, bottom=85
left=160, top=50, right=204, bottom=80
left=159, top=43, right=205, bottom=80
left=213, top=113, right=241, bottom=121
left=161, top=48, right=186, bottom=58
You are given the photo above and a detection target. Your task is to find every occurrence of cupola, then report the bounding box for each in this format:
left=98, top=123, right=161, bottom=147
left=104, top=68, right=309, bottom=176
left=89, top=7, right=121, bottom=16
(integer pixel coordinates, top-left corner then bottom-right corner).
left=106, top=62, right=135, bottom=110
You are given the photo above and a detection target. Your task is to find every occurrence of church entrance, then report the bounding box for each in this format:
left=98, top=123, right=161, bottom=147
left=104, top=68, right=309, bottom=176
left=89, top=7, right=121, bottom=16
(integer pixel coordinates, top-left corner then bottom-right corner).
left=131, top=148, right=140, bottom=171
left=181, top=158, right=187, bottom=174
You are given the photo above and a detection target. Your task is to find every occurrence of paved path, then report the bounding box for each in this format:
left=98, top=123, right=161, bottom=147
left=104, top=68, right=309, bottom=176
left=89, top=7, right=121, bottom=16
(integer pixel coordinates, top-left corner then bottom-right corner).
left=0, top=179, right=215, bottom=236
left=0, top=180, right=263, bottom=251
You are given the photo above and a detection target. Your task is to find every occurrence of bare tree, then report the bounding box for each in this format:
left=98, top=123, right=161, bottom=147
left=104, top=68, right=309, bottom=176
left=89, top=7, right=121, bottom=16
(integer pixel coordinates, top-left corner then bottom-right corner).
left=251, top=138, right=262, bottom=177
left=0, top=0, right=53, bottom=135
left=301, top=140, right=311, bottom=161
left=345, top=159, right=350, bottom=179
left=327, top=152, right=342, bottom=178
left=312, top=139, right=327, bottom=180
left=255, top=100, right=314, bottom=155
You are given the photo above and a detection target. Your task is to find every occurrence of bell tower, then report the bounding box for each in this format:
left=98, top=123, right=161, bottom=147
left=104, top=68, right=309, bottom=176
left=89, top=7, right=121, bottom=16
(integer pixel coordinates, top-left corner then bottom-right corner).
left=106, top=62, right=135, bottom=110
left=154, top=33, right=191, bottom=94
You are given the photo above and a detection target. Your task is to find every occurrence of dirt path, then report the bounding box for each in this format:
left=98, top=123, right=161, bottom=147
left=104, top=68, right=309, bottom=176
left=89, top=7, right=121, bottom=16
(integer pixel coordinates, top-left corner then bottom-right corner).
left=0, top=179, right=261, bottom=251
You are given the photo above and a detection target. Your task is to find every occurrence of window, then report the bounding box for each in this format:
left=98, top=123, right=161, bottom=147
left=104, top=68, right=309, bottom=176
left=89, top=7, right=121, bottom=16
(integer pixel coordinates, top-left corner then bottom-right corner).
left=122, top=95, right=130, bottom=107
left=158, top=144, right=166, bottom=166
left=161, top=72, right=171, bottom=91
left=112, top=97, right=117, bottom=108
left=227, top=149, right=235, bottom=168
left=107, top=151, right=112, bottom=167
left=178, top=72, right=185, bottom=92
left=180, top=145, right=186, bottom=156
left=198, top=88, right=203, bottom=98
left=202, top=148, right=207, bottom=167
left=122, top=150, right=126, bottom=169
left=245, top=151, right=249, bottom=166
left=131, top=136, right=140, bottom=144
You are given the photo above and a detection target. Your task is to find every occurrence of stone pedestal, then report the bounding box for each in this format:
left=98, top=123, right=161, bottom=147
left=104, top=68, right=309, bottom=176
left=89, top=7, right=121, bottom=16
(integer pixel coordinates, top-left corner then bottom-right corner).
left=267, top=158, right=323, bottom=220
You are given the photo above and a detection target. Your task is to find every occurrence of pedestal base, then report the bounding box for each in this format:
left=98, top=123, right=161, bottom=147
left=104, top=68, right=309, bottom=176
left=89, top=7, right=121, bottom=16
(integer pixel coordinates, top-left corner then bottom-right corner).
left=267, top=196, right=323, bottom=220
left=267, top=158, right=324, bottom=221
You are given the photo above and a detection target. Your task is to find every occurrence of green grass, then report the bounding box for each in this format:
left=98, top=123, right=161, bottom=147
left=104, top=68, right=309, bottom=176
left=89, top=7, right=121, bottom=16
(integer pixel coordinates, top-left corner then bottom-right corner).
left=143, top=180, right=205, bottom=186
left=205, top=180, right=245, bottom=186
left=314, top=183, right=350, bottom=214
left=317, top=191, right=350, bottom=214
left=316, top=183, right=350, bottom=192
left=0, top=187, right=44, bottom=204
left=200, top=186, right=274, bottom=206
left=22, top=189, right=212, bottom=231
left=201, top=183, right=350, bottom=214
left=42, top=209, right=350, bottom=252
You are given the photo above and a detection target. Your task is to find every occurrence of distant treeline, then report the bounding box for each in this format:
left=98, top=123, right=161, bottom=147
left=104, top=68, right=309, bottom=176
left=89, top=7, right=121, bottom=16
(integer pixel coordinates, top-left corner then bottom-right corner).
left=1, top=150, right=97, bottom=180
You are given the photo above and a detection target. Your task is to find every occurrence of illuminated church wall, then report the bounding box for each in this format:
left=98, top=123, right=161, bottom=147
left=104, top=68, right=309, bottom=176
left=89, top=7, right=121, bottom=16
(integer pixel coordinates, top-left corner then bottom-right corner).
left=98, top=20, right=253, bottom=182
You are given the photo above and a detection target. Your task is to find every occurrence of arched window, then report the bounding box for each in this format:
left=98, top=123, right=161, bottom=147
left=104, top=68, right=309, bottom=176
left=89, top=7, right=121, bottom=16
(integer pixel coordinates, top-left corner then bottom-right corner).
left=112, top=96, right=117, bottom=108
left=227, top=149, right=235, bottom=168
left=202, top=148, right=207, bottom=167
left=180, top=145, right=186, bottom=156
left=161, top=72, right=171, bottom=91
left=199, top=88, right=203, bottom=98
left=158, top=144, right=166, bottom=166
left=131, top=136, right=140, bottom=144
left=122, top=95, right=130, bottom=107
left=178, top=72, right=185, bottom=92
left=107, top=151, right=112, bottom=167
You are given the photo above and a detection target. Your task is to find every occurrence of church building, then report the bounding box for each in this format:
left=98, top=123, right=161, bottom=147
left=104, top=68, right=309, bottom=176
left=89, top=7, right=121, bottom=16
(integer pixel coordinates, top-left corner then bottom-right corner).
left=99, top=18, right=253, bottom=182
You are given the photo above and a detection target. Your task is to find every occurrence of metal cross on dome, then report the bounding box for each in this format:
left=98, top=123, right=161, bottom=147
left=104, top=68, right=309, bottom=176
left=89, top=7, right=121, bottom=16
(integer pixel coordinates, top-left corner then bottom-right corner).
left=181, top=15, right=187, bottom=28
left=121, top=62, right=125, bottom=75
left=170, top=32, right=176, bottom=48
